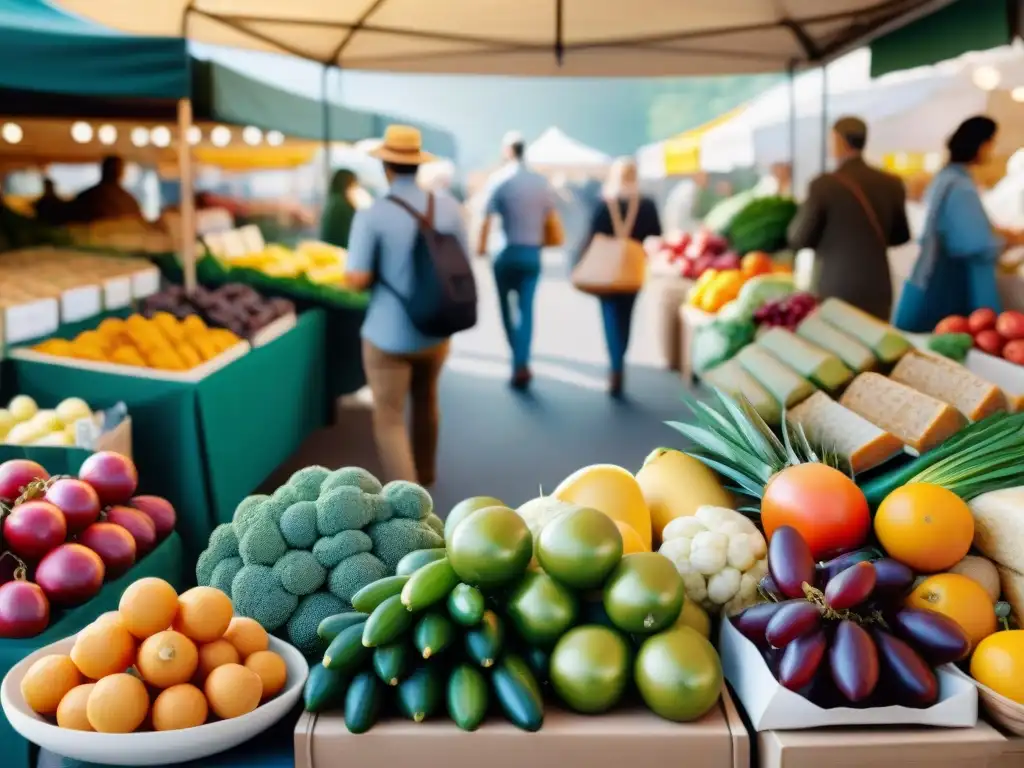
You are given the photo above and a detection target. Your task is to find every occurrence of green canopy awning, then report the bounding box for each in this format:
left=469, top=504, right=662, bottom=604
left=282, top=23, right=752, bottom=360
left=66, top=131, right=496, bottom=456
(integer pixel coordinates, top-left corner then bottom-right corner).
left=870, top=0, right=1018, bottom=77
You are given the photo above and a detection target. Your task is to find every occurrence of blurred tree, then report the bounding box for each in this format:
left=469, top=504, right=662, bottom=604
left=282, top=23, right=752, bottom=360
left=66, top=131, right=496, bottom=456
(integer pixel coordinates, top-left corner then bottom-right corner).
left=643, top=74, right=781, bottom=139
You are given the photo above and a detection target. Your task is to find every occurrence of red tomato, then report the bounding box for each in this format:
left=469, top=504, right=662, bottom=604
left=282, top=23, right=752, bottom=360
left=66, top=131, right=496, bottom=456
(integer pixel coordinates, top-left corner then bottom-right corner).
left=968, top=308, right=998, bottom=334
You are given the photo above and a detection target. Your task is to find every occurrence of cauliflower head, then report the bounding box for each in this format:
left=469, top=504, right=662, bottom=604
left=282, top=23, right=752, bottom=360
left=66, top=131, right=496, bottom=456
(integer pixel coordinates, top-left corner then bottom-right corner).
left=658, top=506, right=767, bottom=616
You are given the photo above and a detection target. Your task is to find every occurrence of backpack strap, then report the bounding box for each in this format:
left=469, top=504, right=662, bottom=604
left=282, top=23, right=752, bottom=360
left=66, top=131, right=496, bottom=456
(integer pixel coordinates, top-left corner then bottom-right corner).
left=386, top=193, right=435, bottom=229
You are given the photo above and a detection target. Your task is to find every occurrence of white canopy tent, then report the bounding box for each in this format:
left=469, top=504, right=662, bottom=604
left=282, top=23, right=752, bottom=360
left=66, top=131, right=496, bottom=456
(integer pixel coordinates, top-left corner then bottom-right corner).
left=54, top=0, right=956, bottom=78
left=525, top=127, right=611, bottom=172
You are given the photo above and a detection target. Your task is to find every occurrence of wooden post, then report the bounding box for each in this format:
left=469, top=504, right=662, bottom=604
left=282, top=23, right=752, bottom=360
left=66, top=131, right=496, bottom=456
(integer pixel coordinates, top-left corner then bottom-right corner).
left=177, top=98, right=197, bottom=294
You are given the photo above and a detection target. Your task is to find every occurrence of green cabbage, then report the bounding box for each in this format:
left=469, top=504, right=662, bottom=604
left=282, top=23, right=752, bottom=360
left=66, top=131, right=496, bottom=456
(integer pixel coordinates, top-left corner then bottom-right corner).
left=692, top=319, right=756, bottom=374
left=736, top=275, right=794, bottom=314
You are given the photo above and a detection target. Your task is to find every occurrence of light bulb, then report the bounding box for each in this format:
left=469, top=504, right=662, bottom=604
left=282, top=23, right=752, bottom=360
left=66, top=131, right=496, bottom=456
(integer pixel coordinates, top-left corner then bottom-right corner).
left=130, top=127, right=149, bottom=147
left=211, top=126, right=231, bottom=147
left=151, top=126, right=171, bottom=148
left=266, top=130, right=284, bottom=147
left=973, top=66, right=1001, bottom=91
left=242, top=126, right=262, bottom=146
left=187, top=126, right=202, bottom=145
left=71, top=122, right=93, bottom=144
left=97, top=125, right=117, bottom=145
left=1, top=123, right=23, bottom=144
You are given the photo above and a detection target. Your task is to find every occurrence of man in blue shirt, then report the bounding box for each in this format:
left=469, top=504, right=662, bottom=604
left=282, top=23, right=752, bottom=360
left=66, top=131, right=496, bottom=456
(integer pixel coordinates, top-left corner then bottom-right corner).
left=477, top=131, right=559, bottom=389
left=345, top=125, right=467, bottom=487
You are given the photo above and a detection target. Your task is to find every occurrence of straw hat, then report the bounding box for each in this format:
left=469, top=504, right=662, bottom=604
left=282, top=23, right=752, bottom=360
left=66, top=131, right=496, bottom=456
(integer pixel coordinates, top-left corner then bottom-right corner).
left=370, top=125, right=435, bottom=165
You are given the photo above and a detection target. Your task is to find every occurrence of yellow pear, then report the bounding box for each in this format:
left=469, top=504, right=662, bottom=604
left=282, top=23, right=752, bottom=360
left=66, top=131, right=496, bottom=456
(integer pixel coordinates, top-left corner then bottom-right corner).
left=552, top=464, right=652, bottom=550
left=635, top=448, right=731, bottom=546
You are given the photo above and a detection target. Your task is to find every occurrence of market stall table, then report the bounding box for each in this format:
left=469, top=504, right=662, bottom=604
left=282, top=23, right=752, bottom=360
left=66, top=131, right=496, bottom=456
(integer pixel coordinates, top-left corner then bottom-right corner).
left=1, top=533, right=185, bottom=768
left=3, top=309, right=328, bottom=561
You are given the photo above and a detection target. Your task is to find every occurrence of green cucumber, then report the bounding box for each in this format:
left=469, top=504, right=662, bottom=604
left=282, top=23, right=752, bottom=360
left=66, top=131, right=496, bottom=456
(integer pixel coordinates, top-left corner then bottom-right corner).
left=492, top=654, right=544, bottom=732
left=414, top=612, right=455, bottom=659
left=323, top=621, right=369, bottom=673
left=373, top=642, right=410, bottom=686
left=523, top=645, right=550, bottom=683
left=397, top=666, right=442, bottom=723
left=344, top=671, right=384, bottom=734
left=447, top=583, right=485, bottom=626
left=317, top=611, right=369, bottom=643
left=352, top=575, right=410, bottom=613
left=304, top=663, right=347, bottom=712
left=447, top=664, right=488, bottom=731
left=362, top=594, right=413, bottom=648
left=465, top=609, right=504, bottom=668
left=396, top=548, right=448, bottom=576
left=401, top=557, right=459, bottom=611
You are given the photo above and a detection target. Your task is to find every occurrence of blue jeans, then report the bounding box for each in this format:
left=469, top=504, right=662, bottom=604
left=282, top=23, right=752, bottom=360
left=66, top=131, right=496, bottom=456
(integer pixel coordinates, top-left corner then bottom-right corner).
left=494, top=245, right=541, bottom=370
left=600, top=293, right=638, bottom=374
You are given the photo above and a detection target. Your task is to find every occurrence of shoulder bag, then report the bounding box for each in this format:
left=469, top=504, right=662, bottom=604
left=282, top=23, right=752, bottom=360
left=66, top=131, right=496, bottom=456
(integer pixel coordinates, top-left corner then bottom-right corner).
left=571, top=196, right=646, bottom=295
left=832, top=172, right=888, bottom=249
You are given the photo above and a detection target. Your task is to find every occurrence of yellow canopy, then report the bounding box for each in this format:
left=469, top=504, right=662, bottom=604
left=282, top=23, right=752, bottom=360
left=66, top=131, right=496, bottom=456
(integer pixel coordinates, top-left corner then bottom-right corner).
left=663, top=106, right=746, bottom=176
left=193, top=144, right=320, bottom=171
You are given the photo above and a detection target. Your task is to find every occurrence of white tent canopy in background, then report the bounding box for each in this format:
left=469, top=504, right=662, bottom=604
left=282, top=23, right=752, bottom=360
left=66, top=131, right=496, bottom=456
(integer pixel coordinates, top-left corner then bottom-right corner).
left=526, top=127, right=611, bottom=170
left=54, top=0, right=955, bottom=77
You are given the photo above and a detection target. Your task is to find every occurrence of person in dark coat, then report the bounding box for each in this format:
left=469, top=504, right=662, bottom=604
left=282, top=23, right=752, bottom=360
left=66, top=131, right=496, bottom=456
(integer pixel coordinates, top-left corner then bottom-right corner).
left=788, top=116, right=912, bottom=320
left=579, top=158, right=661, bottom=397
left=319, top=168, right=360, bottom=248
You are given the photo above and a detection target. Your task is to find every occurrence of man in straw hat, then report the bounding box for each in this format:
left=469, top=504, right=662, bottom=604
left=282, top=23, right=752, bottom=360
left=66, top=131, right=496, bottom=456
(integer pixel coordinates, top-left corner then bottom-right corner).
left=477, top=130, right=561, bottom=389
left=345, top=125, right=470, bottom=486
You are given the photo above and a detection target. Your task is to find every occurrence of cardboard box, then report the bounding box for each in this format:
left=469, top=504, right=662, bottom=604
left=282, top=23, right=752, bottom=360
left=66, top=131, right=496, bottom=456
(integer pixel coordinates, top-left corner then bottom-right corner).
left=720, top=618, right=978, bottom=731
left=757, top=720, right=1007, bottom=768
left=295, top=692, right=749, bottom=768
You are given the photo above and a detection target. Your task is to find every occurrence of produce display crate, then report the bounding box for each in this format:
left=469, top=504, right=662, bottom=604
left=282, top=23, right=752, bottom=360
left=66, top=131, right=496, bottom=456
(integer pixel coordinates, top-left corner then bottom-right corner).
left=650, top=275, right=693, bottom=371
left=0, top=533, right=185, bottom=768
left=295, top=690, right=750, bottom=768
left=0, top=414, right=132, bottom=470
left=3, top=310, right=328, bottom=562
left=680, top=304, right=717, bottom=384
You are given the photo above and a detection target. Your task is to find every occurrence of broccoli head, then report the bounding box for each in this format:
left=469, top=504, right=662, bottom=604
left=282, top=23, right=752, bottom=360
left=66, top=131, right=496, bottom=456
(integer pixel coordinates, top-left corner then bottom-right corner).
left=315, top=486, right=379, bottom=536
left=287, top=591, right=347, bottom=656
left=279, top=501, right=318, bottom=549
left=312, top=529, right=373, bottom=569
left=232, top=494, right=269, bottom=539
left=238, top=509, right=289, bottom=566
left=424, top=513, right=444, bottom=538
left=231, top=564, right=298, bottom=631
left=209, top=556, right=244, bottom=595
left=327, top=552, right=388, bottom=603
left=320, top=466, right=383, bottom=497
left=195, top=523, right=240, bottom=585
left=382, top=480, right=433, bottom=521
left=288, top=465, right=330, bottom=502
left=274, top=550, right=327, bottom=596
left=366, top=518, right=444, bottom=572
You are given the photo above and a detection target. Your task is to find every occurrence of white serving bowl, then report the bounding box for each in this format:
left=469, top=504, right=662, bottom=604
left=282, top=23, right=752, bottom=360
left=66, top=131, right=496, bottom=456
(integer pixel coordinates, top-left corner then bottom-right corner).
left=1, top=634, right=308, bottom=766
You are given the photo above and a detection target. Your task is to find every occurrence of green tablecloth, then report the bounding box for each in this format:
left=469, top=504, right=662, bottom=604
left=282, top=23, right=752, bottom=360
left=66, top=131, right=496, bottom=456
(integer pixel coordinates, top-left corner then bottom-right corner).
left=1, top=533, right=185, bottom=768
left=5, top=310, right=328, bottom=563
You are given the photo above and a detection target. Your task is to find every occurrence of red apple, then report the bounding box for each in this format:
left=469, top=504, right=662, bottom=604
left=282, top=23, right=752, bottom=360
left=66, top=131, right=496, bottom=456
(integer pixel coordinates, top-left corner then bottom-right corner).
left=968, top=307, right=998, bottom=334
left=0, top=460, right=49, bottom=504
left=0, top=579, right=50, bottom=638
left=78, top=522, right=136, bottom=578
left=996, top=310, right=1024, bottom=341
left=35, top=544, right=105, bottom=606
left=128, top=496, right=176, bottom=540
left=78, top=451, right=138, bottom=506
left=2, top=501, right=67, bottom=561
left=934, top=315, right=970, bottom=335
left=975, top=328, right=1006, bottom=356
left=104, top=506, right=157, bottom=556
left=44, top=478, right=101, bottom=535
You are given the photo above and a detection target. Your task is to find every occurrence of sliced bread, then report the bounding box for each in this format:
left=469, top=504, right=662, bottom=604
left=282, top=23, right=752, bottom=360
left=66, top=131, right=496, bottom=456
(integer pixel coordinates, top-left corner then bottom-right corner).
left=787, top=391, right=903, bottom=474
left=890, top=349, right=1008, bottom=421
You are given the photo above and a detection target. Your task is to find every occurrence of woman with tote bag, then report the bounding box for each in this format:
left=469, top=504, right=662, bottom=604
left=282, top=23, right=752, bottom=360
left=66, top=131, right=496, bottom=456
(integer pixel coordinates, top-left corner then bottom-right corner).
left=573, top=158, right=661, bottom=396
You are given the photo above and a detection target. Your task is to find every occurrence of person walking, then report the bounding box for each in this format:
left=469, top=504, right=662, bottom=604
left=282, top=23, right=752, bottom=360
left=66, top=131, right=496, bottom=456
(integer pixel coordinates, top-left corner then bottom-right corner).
left=788, top=116, right=911, bottom=320
left=577, top=158, right=661, bottom=396
left=477, top=131, right=560, bottom=389
left=319, top=168, right=361, bottom=248
left=894, top=116, right=1024, bottom=331
left=345, top=125, right=474, bottom=487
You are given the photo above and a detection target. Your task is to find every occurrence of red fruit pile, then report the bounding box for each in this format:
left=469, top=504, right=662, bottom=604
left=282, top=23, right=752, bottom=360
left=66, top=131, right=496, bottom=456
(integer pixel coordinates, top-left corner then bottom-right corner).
left=934, top=308, right=1024, bottom=365
left=753, top=292, right=818, bottom=331
left=0, top=453, right=177, bottom=639
left=655, top=230, right=734, bottom=279
left=732, top=526, right=970, bottom=709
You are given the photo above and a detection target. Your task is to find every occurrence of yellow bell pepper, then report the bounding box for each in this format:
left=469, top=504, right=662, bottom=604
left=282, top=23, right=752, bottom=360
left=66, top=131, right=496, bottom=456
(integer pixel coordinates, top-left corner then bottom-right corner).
left=687, top=269, right=719, bottom=307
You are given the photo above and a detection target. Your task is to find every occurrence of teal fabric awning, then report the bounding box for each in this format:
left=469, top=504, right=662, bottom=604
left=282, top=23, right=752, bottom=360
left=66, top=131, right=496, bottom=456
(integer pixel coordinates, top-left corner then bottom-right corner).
left=870, top=0, right=1016, bottom=77
left=0, top=0, right=189, bottom=98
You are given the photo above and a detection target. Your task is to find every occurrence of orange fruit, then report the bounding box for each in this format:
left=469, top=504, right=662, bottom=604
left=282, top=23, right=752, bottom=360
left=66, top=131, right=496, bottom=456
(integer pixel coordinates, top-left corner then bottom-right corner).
left=875, top=483, right=974, bottom=573
left=119, top=578, right=179, bottom=639
left=71, top=621, right=137, bottom=680
left=92, top=611, right=125, bottom=630
left=907, top=573, right=997, bottom=650
left=21, top=655, right=82, bottom=715
left=172, top=587, right=233, bottom=643
left=195, top=639, right=241, bottom=684
left=86, top=673, right=149, bottom=733
left=56, top=683, right=95, bottom=731
left=222, top=617, right=269, bottom=659
left=614, top=521, right=648, bottom=554
left=137, top=631, right=199, bottom=688
left=204, top=663, right=262, bottom=720
left=244, top=651, right=287, bottom=700
left=151, top=684, right=208, bottom=731
left=971, top=630, right=1024, bottom=703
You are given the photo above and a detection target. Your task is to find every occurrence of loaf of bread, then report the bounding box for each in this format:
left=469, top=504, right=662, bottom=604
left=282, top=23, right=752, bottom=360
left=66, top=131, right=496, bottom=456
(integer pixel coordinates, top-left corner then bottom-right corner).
left=787, top=391, right=903, bottom=474
left=890, top=349, right=1007, bottom=422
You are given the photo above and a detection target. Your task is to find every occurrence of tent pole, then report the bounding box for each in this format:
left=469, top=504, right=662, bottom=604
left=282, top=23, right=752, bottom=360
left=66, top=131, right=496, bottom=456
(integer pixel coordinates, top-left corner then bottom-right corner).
left=820, top=64, right=828, bottom=173
left=176, top=98, right=197, bottom=294
left=788, top=64, right=797, bottom=192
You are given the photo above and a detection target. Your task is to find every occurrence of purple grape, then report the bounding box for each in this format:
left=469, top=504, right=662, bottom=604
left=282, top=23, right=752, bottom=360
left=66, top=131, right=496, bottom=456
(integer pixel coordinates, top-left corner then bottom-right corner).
left=731, top=602, right=785, bottom=642
left=759, top=573, right=783, bottom=600
left=873, top=629, right=939, bottom=708
left=871, top=558, right=915, bottom=598
left=779, top=629, right=827, bottom=691
left=891, top=608, right=970, bottom=665
left=768, top=526, right=816, bottom=599
left=830, top=621, right=879, bottom=702
left=824, top=562, right=877, bottom=610
left=765, top=600, right=822, bottom=648
left=817, top=548, right=881, bottom=586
